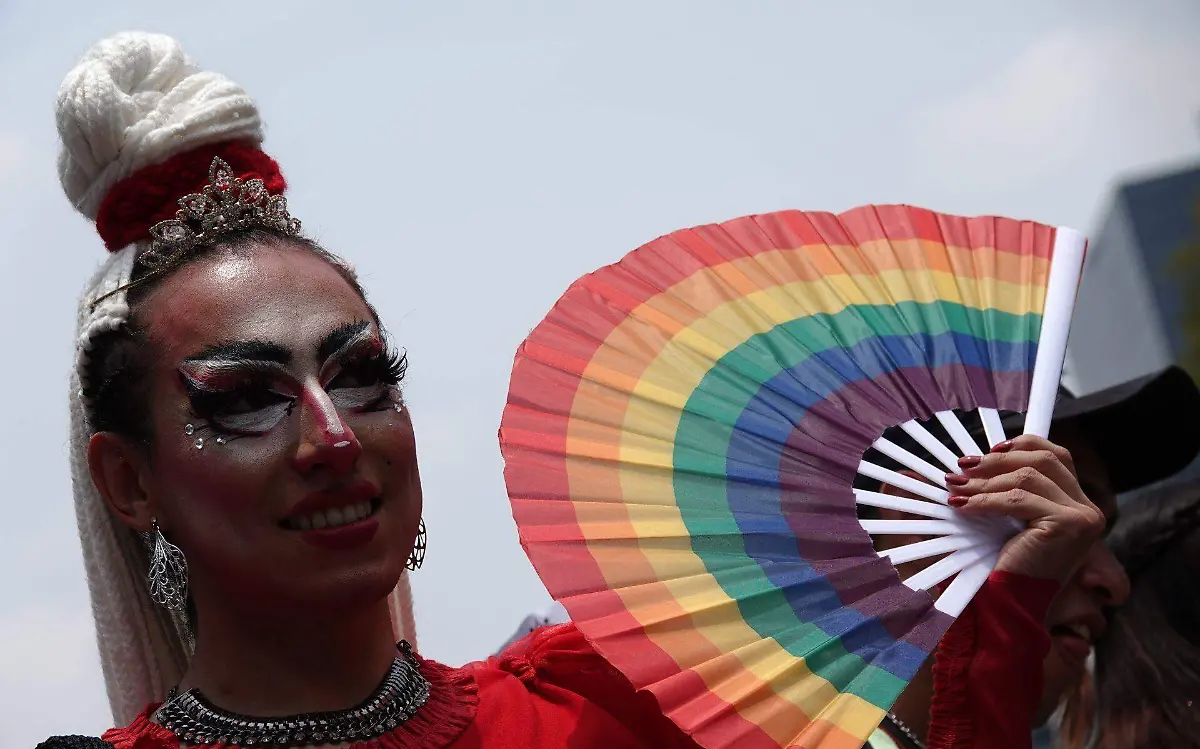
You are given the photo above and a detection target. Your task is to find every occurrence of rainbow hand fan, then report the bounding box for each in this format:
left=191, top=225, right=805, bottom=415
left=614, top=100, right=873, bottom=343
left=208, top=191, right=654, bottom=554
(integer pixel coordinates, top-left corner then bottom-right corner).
left=499, top=205, right=1086, bottom=748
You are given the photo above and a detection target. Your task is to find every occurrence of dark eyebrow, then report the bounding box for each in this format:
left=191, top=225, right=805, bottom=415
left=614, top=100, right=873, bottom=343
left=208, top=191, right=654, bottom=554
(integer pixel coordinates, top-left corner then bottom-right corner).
left=319, top=321, right=373, bottom=362
left=185, top=340, right=292, bottom=365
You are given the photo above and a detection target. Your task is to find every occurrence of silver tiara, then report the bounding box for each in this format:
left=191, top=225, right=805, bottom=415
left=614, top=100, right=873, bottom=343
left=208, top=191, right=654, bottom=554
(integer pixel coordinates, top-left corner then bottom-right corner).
left=142, top=156, right=301, bottom=270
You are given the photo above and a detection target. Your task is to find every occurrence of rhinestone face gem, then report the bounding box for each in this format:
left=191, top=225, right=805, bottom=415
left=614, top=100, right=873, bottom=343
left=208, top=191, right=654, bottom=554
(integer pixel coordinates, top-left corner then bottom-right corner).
left=193, top=437, right=205, bottom=450
left=215, top=435, right=227, bottom=445
left=184, top=424, right=196, bottom=435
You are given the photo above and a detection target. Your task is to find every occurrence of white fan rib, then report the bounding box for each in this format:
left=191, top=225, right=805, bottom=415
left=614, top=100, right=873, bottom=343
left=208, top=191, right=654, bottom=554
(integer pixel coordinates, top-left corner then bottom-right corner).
left=902, top=547, right=990, bottom=592
left=978, top=407, right=1008, bottom=448
left=856, top=460, right=949, bottom=504
left=934, top=553, right=999, bottom=617
left=870, top=436, right=948, bottom=487
left=898, top=419, right=961, bottom=472
left=879, top=533, right=984, bottom=566
left=934, top=410, right=984, bottom=457
left=859, top=519, right=959, bottom=536
left=853, top=490, right=954, bottom=520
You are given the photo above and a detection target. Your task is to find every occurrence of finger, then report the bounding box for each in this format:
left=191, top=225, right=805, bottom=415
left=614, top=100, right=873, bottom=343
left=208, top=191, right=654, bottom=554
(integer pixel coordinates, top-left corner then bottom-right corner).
left=947, top=484, right=1061, bottom=520
left=992, top=434, right=1077, bottom=477
left=946, top=465, right=1074, bottom=509
left=954, top=448, right=1085, bottom=506
left=951, top=487, right=1106, bottom=545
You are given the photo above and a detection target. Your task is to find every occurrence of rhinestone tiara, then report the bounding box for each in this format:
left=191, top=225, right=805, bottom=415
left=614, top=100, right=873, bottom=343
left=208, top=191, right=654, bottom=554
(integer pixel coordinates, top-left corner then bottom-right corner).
left=141, top=156, right=301, bottom=270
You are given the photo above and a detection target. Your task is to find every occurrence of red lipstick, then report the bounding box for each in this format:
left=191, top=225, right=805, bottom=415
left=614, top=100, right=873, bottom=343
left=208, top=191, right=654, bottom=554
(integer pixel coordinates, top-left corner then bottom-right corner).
left=282, top=480, right=381, bottom=551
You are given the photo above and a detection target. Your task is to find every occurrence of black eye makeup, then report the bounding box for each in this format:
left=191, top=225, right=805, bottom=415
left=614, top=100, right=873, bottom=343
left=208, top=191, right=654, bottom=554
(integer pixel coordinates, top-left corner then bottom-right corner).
left=326, top=347, right=408, bottom=412
left=180, top=365, right=299, bottom=437
left=178, top=322, right=407, bottom=441
left=318, top=320, right=408, bottom=413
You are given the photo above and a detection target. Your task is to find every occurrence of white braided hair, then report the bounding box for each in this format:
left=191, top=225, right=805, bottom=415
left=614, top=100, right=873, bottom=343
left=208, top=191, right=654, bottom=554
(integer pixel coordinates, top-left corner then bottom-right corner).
left=58, top=31, right=417, bottom=726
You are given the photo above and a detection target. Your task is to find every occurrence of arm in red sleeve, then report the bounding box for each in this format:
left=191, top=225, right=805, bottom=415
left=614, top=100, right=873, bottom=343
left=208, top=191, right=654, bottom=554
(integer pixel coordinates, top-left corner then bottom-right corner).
left=926, top=571, right=1060, bottom=749
left=479, top=623, right=701, bottom=749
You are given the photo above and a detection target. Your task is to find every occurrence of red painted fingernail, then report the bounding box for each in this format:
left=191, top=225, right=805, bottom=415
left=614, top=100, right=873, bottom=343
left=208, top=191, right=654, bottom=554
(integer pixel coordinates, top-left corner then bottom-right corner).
left=992, top=440, right=1014, bottom=453
left=945, top=473, right=969, bottom=486
left=958, top=455, right=982, bottom=470
left=948, top=496, right=968, bottom=507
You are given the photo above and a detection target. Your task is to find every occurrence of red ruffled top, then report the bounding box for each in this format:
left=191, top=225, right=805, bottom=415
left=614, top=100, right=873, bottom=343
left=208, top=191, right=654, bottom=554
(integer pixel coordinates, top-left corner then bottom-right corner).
left=102, top=572, right=1056, bottom=749
left=102, top=624, right=699, bottom=749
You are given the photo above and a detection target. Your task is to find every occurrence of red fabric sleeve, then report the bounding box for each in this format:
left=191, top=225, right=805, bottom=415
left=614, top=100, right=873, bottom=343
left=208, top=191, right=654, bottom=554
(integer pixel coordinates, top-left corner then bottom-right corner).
left=453, top=623, right=701, bottom=749
left=926, top=571, right=1060, bottom=749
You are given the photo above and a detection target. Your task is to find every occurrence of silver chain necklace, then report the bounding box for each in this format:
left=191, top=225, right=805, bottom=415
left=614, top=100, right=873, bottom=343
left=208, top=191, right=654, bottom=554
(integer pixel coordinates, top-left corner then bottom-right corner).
left=155, top=642, right=430, bottom=747
left=885, top=712, right=926, bottom=749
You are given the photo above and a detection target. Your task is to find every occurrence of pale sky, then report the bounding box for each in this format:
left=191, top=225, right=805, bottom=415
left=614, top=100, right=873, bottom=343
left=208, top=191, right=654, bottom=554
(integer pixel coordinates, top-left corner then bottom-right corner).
left=2, top=1, right=1199, bottom=745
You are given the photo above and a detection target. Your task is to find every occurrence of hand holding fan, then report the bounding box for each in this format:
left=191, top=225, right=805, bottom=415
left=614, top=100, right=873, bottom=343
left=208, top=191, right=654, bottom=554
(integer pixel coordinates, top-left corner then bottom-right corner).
left=499, top=205, right=1086, bottom=748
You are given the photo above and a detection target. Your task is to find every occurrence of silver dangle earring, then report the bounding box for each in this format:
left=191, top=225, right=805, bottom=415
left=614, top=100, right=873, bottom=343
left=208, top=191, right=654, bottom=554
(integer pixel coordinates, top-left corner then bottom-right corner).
left=147, top=518, right=190, bottom=612
left=406, top=518, right=426, bottom=571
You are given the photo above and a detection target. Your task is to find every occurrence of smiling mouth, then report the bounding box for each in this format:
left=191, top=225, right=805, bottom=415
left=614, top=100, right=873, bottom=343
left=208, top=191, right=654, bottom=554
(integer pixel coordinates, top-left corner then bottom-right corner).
left=1051, top=621, right=1096, bottom=643
left=1049, top=623, right=1096, bottom=666
left=281, top=498, right=382, bottom=531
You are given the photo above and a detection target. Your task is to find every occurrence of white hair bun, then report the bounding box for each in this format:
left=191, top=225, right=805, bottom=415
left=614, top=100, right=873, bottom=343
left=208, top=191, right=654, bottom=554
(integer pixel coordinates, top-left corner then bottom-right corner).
left=56, top=31, right=263, bottom=220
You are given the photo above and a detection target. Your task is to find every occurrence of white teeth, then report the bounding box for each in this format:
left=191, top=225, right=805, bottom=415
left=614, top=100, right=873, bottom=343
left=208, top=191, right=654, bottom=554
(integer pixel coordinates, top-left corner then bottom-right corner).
left=284, top=500, right=376, bottom=531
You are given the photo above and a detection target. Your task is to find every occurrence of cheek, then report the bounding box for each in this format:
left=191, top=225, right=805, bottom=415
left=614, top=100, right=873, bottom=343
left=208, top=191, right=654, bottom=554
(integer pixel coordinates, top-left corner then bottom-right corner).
left=354, top=408, right=418, bottom=471
left=152, top=420, right=292, bottom=533
left=353, top=409, right=421, bottom=517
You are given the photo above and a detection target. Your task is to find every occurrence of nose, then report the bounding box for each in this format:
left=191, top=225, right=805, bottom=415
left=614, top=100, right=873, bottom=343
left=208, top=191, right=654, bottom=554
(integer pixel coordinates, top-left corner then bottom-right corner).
left=1076, top=539, right=1131, bottom=608
left=290, top=386, right=362, bottom=476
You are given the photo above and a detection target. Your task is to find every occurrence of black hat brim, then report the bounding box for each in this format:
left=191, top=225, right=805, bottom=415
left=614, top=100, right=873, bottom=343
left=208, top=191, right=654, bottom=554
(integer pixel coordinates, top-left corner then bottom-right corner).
left=992, top=366, right=1200, bottom=493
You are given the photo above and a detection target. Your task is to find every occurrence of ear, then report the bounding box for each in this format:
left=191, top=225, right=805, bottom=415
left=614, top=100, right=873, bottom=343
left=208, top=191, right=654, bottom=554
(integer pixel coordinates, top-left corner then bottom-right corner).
left=87, top=432, right=156, bottom=533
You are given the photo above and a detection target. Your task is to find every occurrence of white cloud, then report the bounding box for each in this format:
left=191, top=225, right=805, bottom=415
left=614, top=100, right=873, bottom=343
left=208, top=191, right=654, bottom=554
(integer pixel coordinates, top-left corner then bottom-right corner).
left=908, top=27, right=1200, bottom=189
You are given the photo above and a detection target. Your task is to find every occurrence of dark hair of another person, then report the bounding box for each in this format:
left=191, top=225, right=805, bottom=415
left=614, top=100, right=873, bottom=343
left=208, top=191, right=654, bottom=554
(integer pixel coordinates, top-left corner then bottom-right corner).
left=1084, top=480, right=1200, bottom=748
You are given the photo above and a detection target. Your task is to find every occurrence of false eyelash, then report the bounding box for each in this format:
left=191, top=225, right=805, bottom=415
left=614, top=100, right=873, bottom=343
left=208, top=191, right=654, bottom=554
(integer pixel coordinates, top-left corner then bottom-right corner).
left=335, top=347, right=406, bottom=413
left=335, top=345, right=408, bottom=389
left=380, top=347, right=409, bottom=386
